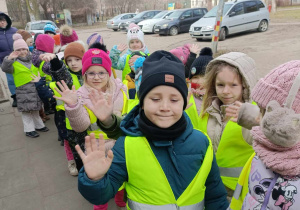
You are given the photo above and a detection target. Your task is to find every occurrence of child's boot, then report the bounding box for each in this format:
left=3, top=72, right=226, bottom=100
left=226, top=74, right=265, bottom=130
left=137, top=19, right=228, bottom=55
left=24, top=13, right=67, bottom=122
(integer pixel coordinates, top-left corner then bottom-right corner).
left=67, top=160, right=78, bottom=176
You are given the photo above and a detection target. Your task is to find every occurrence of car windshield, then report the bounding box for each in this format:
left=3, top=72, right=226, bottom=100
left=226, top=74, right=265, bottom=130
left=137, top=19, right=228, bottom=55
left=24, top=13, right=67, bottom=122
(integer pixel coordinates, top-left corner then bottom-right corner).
left=31, top=22, right=50, bottom=30
left=153, top=11, right=168, bottom=19
left=113, top=14, right=123, bottom=19
left=134, top=11, right=147, bottom=18
left=204, top=4, right=233, bottom=18
left=166, top=10, right=183, bottom=19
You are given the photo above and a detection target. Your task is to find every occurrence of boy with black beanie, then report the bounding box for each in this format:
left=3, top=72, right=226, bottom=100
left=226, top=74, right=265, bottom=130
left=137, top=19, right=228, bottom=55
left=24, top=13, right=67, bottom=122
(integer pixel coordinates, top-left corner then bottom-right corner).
left=77, top=50, right=229, bottom=210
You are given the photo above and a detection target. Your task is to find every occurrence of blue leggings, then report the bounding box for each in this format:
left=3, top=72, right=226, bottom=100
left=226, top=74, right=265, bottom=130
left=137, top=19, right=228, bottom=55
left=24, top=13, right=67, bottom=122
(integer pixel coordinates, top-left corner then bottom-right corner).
left=5, top=73, right=16, bottom=96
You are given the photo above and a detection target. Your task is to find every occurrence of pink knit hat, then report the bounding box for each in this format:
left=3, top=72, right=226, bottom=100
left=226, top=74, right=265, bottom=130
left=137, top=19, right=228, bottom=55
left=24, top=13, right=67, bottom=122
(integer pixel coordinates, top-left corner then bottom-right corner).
left=82, top=48, right=112, bottom=76
left=251, top=60, right=300, bottom=113
left=35, top=34, right=55, bottom=53
left=59, top=25, right=78, bottom=46
left=169, top=44, right=191, bottom=65
left=13, top=33, right=28, bottom=51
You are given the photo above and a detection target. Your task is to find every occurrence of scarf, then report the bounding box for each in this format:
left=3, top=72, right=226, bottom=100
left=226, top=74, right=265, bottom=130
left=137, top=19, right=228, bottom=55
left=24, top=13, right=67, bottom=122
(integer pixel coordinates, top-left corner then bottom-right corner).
left=251, top=126, right=300, bottom=176
left=138, top=109, right=187, bottom=142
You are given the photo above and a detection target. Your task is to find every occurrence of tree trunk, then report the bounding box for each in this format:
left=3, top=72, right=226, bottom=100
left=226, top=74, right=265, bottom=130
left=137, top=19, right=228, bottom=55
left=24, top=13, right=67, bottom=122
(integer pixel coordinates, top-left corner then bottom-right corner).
left=25, top=0, right=40, bottom=21
left=271, top=0, right=277, bottom=13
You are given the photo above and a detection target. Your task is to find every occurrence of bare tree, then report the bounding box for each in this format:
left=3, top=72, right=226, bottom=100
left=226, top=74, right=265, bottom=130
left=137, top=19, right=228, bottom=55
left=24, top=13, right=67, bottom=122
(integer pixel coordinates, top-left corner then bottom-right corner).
left=25, top=0, right=40, bottom=21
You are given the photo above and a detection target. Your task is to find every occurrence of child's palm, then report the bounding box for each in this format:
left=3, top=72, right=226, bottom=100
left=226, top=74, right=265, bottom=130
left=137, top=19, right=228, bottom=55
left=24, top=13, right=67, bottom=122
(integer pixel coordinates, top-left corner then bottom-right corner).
left=75, top=133, right=113, bottom=181
left=86, top=89, right=113, bottom=122
left=53, top=80, right=78, bottom=106
left=117, top=44, right=127, bottom=52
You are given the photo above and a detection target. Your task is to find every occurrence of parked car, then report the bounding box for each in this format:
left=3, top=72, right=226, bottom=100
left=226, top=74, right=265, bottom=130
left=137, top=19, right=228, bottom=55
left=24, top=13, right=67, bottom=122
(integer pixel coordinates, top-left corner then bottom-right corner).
left=154, top=8, right=207, bottom=36
left=189, top=0, right=269, bottom=41
left=119, top=10, right=162, bottom=31
left=138, top=10, right=174, bottom=33
left=106, top=13, right=136, bottom=31
left=25, top=20, right=59, bottom=36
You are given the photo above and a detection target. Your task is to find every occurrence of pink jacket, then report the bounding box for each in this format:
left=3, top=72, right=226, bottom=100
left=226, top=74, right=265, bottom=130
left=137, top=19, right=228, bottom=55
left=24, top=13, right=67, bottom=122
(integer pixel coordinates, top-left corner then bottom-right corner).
left=65, top=78, right=127, bottom=133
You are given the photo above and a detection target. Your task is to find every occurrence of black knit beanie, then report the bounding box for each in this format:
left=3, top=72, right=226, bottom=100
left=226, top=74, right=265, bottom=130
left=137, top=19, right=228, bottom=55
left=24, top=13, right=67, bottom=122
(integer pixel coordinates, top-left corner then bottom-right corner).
left=138, top=50, right=188, bottom=109
left=189, top=47, right=213, bottom=79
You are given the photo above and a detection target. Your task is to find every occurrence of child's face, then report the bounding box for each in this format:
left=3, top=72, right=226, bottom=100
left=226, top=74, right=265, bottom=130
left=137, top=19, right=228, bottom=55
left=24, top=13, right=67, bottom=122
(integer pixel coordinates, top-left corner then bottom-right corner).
left=45, top=32, right=54, bottom=38
left=143, top=85, right=184, bottom=128
left=66, top=56, right=82, bottom=72
left=129, top=39, right=143, bottom=50
left=215, top=66, right=243, bottom=105
left=15, top=48, right=29, bottom=58
left=26, top=38, right=33, bottom=47
left=191, top=75, right=205, bottom=88
left=85, top=66, right=109, bottom=91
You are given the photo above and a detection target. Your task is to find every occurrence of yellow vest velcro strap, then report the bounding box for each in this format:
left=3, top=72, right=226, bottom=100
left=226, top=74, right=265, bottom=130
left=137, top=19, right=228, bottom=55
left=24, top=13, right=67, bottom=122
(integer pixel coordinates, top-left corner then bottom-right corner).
left=128, top=199, right=204, bottom=210
left=232, top=183, right=243, bottom=200
left=219, top=167, right=243, bottom=178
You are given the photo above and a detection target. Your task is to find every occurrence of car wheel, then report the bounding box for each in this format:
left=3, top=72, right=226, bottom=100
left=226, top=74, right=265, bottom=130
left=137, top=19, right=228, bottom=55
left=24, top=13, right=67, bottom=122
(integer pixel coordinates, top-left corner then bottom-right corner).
left=257, top=20, right=268, bottom=32
left=196, top=38, right=202, bottom=41
left=113, top=29, right=118, bottom=31
left=169, top=26, right=178, bottom=36
left=219, top=27, right=226, bottom=41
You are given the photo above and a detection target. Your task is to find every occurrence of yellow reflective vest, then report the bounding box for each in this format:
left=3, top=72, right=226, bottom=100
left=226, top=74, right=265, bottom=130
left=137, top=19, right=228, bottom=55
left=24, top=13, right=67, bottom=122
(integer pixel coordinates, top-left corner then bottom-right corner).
left=184, top=94, right=201, bottom=130
left=198, top=113, right=254, bottom=190
left=229, top=153, right=255, bottom=210
left=122, top=79, right=139, bottom=113
left=124, top=134, right=213, bottom=210
left=38, top=61, right=52, bottom=83
left=12, top=61, right=39, bottom=87
left=122, top=55, right=131, bottom=82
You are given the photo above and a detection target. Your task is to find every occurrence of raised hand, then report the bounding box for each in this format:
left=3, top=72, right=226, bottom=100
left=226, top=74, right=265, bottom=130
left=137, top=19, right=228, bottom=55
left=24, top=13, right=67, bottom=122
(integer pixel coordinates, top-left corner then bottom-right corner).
left=8, top=51, right=20, bottom=60
left=189, top=44, right=201, bottom=54
left=39, top=53, right=56, bottom=62
left=31, top=71, right=41, bottom=83
left=117, top=44, right=127, bottom=52
left=75, top=133, right=113, bottom=181
left=86, top=89, right=114, bottom=126
left=225, top=101, right=243, bottom=122
left=53, top=80, right=78, bottom=106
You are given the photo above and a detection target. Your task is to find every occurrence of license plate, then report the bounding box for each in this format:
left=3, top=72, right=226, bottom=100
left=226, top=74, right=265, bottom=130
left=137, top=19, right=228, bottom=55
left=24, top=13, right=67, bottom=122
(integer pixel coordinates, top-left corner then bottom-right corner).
left=155, top=29, right=159, bottom=32
left=193, top=32, right=201, bottom=35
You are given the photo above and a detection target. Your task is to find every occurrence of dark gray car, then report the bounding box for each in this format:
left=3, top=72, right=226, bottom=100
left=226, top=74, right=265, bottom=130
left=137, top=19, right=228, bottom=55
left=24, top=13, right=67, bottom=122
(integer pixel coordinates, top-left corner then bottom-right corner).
left=106, top=13, right=136, bottom=31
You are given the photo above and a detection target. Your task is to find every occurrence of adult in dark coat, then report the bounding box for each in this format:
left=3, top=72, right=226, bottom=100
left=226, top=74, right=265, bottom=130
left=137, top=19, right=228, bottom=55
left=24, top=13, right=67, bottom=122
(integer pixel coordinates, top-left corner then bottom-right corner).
left=0, top=12, right=18, bottom=107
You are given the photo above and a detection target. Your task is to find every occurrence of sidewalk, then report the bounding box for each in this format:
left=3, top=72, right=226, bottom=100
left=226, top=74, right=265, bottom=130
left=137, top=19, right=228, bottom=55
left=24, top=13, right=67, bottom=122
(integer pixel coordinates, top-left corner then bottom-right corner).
left=0, top=71, right=119, bottom=209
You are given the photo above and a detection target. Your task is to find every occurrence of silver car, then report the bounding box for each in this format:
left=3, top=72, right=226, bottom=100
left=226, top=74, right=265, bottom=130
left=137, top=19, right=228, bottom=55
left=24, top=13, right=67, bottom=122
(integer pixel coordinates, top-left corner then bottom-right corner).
left=25, top=20, right=59, bottom=36
left=189, top=0, right=269, bottom=41
left=106, top=13, right=136, bottom=31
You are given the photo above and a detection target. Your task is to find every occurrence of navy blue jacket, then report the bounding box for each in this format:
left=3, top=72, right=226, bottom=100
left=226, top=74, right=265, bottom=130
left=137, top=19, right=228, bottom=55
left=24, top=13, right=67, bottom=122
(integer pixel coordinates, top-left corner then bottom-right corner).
left=0, top=13, right=17, bottom=64
left=78, top=106, right=229, bottom=209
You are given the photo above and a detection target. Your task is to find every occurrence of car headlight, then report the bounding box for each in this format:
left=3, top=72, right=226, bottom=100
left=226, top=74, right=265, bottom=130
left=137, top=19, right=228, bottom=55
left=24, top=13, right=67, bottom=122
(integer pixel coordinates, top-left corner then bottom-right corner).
left=202, top=26, right=214, bottom=31
left=161, top=24, right=168, bottom=29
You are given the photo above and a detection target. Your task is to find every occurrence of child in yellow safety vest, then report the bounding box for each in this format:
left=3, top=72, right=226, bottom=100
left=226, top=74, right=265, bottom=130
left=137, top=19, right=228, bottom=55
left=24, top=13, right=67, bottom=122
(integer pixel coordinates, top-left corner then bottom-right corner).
left=199, top=52, right=260, bottom=199
left=40, top=41, right=86, bottom=176
left=229, top=60, right=300, bottom=210
left=76, top=50, right=229, bottom=210
left=1, top=33, right=49, bottom=138
left=109, top=23, right=149, bottom=81
left=55, top=44, right=127, bottom=210
left=185, top=47, right=213, bottom=129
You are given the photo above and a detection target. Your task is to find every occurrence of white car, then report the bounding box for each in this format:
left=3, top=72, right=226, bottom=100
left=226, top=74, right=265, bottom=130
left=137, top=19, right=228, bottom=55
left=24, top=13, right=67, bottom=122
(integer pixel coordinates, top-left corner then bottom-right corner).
left=189, top=0, right=269, bottom=41
left=25, top=20, right=59, bottom=36
left=138, top=10, right=174, bottom=33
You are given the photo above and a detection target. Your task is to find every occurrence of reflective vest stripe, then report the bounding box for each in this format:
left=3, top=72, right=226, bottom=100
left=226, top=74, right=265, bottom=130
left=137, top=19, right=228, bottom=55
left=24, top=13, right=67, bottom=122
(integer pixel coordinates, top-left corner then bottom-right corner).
left=219, top=167, right=244, bottom=178
left=229, top=152, right=255, bottom=210
left=128, top=198, right=204, bottom=210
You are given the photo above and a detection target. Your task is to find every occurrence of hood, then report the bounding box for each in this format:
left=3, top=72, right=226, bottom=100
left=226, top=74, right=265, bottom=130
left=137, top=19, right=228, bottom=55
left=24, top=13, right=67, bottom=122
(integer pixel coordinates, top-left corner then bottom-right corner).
left=0, top=12, right=12, bottom=29
left=192, top=17, right=216, bottom=28
left=206, top=52, right=258, bottom=102
left=155, top=18, right=177, bottom=26
left=120, top=105, right=193, bottom=139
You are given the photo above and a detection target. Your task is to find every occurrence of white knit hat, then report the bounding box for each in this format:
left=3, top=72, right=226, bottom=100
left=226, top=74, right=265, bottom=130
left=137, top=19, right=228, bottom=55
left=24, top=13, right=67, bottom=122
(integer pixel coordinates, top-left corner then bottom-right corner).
left=127, top=23, right=145, bottom=50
